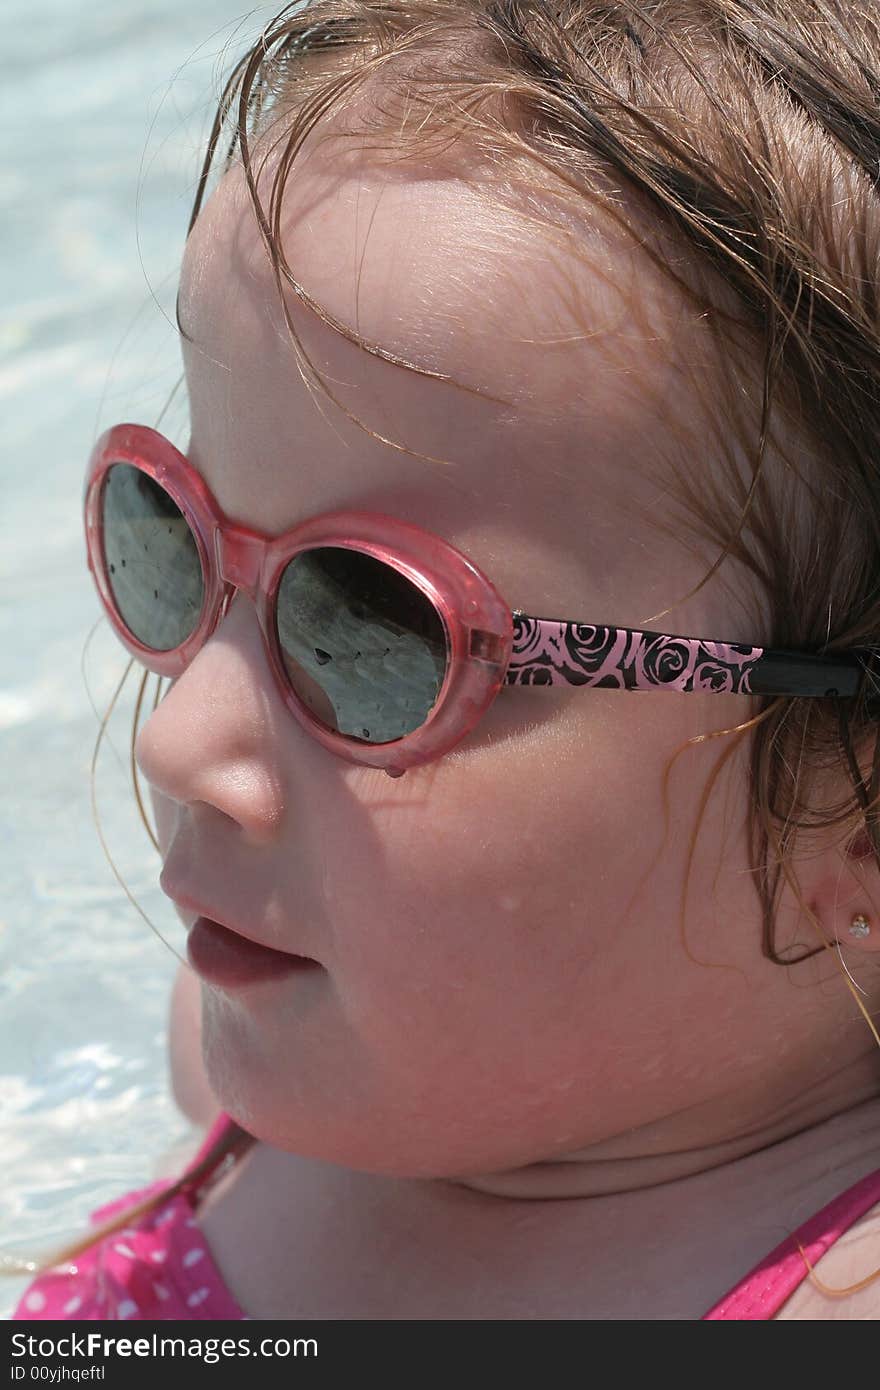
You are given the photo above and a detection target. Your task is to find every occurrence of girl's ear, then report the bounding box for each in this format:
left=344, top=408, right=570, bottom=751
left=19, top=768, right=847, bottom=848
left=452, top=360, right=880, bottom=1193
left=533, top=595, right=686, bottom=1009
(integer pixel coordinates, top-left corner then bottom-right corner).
left=819, top=828, right=880, bottom=955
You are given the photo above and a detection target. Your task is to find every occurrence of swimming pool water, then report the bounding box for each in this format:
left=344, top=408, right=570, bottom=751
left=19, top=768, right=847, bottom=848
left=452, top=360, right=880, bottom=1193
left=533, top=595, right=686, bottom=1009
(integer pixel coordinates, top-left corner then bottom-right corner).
left=0, top=0, right=281, bottom=1317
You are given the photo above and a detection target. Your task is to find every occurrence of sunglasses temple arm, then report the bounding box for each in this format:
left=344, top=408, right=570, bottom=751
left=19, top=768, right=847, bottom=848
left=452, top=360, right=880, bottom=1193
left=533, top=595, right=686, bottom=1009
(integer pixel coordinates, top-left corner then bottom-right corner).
left=503, top=619, right=873, bottom=704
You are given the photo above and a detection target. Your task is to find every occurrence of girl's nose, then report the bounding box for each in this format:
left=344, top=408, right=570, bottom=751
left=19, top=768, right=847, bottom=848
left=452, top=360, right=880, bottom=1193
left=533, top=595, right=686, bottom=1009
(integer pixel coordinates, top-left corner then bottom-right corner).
left=133, top=591, right=291, bottom=846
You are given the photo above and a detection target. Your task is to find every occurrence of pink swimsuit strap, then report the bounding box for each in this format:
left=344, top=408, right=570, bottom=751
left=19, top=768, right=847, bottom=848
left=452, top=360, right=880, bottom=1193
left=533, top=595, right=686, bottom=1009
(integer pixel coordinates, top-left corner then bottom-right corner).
left=178, top=1111, right=244, bottom=1187
left=703, top=1165, right=880, bottom=1319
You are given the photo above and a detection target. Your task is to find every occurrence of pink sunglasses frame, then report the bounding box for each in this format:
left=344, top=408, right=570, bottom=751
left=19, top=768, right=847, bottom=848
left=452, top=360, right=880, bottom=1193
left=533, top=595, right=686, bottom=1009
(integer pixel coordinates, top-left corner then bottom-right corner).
left=85, top=424, right=875, bottom=779
left=84, top=423, right=513, bottom=778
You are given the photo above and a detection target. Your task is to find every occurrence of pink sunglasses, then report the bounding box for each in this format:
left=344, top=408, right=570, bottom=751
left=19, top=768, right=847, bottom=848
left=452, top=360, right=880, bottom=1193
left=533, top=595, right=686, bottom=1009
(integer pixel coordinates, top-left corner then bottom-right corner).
left=84, top=424, right=874, bottom=778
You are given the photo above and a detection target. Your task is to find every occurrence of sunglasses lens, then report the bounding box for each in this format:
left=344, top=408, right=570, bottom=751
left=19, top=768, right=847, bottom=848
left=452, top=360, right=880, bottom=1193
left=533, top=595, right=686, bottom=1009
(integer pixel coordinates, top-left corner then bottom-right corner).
left=100, top=462, right=204, bottom=651
left=276, top=547, right=448, bottom=743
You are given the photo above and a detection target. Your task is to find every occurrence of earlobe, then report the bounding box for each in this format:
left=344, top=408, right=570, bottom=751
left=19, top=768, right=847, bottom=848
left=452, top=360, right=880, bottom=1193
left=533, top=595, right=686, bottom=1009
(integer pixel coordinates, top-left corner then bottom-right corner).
left=808, top=826, right=880, bottom=955
left=838, top=826, right=880, bottom=952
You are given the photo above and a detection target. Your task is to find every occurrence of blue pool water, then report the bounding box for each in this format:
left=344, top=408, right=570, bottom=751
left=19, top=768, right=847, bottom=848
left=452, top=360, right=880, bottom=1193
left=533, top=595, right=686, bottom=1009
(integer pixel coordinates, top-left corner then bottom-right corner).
left=0, top=0, right=282, bottom=1316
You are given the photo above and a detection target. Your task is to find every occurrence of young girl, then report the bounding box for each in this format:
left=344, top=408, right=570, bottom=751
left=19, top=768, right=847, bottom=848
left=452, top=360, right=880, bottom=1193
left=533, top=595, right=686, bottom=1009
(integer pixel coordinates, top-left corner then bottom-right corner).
left=11, top=0, right=880, bottom=1319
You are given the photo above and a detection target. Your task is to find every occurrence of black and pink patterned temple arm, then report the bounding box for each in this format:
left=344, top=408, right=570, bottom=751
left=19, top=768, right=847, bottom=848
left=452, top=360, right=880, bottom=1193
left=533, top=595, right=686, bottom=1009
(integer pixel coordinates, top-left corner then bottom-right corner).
left=504, top=615, right=874, bottom=702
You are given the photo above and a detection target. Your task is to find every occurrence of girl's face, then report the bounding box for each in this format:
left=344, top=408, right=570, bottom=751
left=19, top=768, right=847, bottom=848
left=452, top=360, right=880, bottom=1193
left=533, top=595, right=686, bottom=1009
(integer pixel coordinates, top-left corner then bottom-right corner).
left=137, top=141, right=834, bottom=1179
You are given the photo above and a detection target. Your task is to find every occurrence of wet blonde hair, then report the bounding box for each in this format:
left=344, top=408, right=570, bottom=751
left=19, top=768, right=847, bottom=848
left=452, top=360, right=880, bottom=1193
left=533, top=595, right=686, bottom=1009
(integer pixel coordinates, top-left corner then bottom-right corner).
left=13, top=0, right=880, bottom=1284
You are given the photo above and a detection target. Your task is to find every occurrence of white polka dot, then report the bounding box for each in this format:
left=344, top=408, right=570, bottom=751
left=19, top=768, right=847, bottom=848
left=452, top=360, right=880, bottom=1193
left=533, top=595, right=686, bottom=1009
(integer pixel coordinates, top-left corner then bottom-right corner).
left=155, top=1208, right=176, bottom=1227
left=150, top=1249, right=167, bottom=1263
left=182, top=1247, right=205, bottom=1268
left=63, top=1296, right=83, bottom=1315
left=113, top=1243, right=136, bottom=1260
left=187, top=1287, right=210, bottom=1308
left=184, top=1217, right=198, bottom=1229
left=117, top=1299, right=138, bottom=1319
left=154, top=1282, right=170, bottom=1301
left=24, top=1290, right=46, bottom=1312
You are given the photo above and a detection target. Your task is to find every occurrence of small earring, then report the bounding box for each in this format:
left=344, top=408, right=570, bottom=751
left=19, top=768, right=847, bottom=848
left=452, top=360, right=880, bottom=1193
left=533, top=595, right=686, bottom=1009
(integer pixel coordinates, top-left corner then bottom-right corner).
left=849, top=913, right=871, bottom=939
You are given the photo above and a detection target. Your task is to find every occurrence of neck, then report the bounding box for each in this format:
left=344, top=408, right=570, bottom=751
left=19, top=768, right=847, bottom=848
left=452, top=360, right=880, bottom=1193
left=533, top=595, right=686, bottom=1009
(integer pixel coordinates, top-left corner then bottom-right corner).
left=446, top=1061, right=880, bottom=1200
left=196, top=1091, right=880, bottom=1320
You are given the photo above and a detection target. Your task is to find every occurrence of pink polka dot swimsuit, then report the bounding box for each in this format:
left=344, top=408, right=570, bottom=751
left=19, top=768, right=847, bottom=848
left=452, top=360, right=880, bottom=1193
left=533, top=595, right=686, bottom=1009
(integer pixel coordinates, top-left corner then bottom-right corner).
left=12, top=1114, right=880, bottom=1320
left=13, top=1115, right=245, bottom=1321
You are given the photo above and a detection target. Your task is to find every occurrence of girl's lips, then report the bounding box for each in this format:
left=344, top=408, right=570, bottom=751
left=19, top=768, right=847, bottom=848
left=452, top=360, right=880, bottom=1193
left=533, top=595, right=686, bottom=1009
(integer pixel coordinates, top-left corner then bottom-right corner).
left=187, top=916, right=322, bottom=989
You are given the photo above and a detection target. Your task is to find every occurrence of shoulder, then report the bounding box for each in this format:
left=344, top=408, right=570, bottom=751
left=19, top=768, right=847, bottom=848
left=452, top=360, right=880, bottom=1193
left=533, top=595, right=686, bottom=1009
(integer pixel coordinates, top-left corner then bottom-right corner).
left=774, top=1199, right=880, bottom=1320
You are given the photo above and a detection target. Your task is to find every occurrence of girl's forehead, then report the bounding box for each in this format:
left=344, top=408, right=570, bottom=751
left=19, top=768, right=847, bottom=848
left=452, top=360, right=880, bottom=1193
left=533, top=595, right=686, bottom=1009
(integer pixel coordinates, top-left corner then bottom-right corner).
left=176, top=159, right=721, bottom=622
left=181, top=150, right=682, bottom=386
